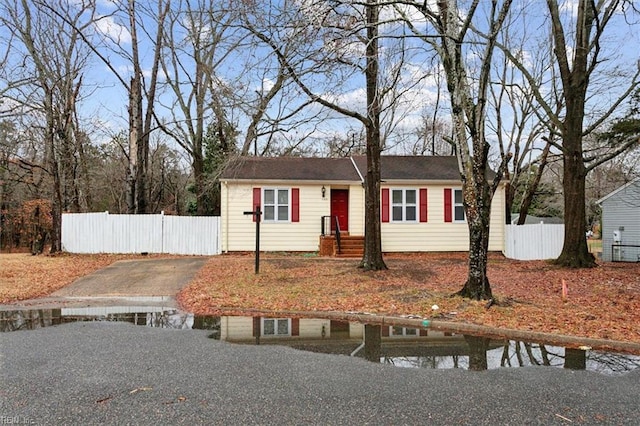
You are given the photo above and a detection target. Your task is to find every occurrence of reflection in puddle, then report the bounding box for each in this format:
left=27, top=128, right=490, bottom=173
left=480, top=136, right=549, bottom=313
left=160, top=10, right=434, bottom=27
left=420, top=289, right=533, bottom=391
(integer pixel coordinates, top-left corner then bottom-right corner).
left=1, top=308, right=638, bottom=375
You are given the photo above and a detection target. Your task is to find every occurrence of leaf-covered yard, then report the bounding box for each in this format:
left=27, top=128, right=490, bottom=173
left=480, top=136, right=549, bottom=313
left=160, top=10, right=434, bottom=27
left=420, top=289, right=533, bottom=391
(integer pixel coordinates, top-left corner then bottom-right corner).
left=2, top=252, right=639, bottom=345
left=0, top=253, right=166, bottom=303
left=178, top=252, right=640, bottom=344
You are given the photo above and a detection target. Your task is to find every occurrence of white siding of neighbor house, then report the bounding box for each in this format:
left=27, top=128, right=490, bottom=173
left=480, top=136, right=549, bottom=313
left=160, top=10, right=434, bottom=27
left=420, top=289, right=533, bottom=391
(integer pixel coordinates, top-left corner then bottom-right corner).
left=380, top=184, right=506, bottom=252
left=222, top=181, right=332, bottom=252
left=600, top=179, right=640, bottom=262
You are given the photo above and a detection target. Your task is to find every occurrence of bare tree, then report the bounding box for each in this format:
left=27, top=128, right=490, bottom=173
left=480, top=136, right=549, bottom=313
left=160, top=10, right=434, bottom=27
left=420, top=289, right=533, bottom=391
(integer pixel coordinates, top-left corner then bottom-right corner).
left=243, top=0, right=424, bottom=270
left=402, top=0, right=512, bottom=299
left=124, top=0, right=169, bottom=214
left=411, top=111, right=452, bottom=156
left=158, top=0, right=239, bottom=215
left=42, top=0, right=170, bottom=214
left=488, top=25, right=555, bottom=225
left=1, top=0, right=94, bottom=252
left=499, top=0, right=640, bottom=267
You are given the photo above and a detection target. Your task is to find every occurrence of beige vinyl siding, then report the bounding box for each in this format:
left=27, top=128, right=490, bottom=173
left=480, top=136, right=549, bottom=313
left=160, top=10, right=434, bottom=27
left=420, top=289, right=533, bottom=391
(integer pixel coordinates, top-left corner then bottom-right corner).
left=220, top=316, right=254, bottom=341
left=381, top=184, right=506, bottom=252
left=298, top=318, right=331, bottom=338
left=349, top=323, right=364, bottom=339
left=222, top=182, right=330, bottom=252
left=223, top=180, right=506, bottom=253
left=348, top=184, right=366, bottom=235
left=219, top=316, right=330, bottom=340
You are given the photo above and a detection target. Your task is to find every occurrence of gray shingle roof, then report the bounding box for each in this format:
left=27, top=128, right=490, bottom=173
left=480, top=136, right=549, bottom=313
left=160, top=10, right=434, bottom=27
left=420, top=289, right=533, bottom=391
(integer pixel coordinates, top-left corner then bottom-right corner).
left=351, top=155, right=461, bottom=180
left=220, top=156, right=360, bottom=181
left=220, top=155, right=463, bottom=182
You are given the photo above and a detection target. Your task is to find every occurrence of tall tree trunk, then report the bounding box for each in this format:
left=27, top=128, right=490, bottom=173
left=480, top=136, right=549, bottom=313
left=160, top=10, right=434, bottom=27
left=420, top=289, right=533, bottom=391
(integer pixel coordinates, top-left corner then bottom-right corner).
left=45, top=91, right=62, bottom=253
left=360, top=0, right=386, bottom=271
left=427, top=0, right=512, bottom=299
left=548, top=0, right=597, bottom=268
left=464, top=335, right=490, bottom=371
left=193, top=152, right=206, bottom=216
left=457, top=178, right=493, bottom=300
left=127, top=72, right=142, bottom=213
left=126, top=0, right=150, bottom=214
left=554, top=122, right=594, bottom=267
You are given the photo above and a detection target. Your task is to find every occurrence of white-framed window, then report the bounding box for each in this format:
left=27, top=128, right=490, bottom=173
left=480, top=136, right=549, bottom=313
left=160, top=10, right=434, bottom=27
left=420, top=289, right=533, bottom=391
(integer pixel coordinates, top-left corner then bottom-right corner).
left=391, top=189, right=417, bottom=222
left=454, top=189, right=465, bottom=222
left=263, top=188, right=289, bottom=222
left=262, top=318, right=291, bottom=336
left=389, top=326, right=419, bottom=337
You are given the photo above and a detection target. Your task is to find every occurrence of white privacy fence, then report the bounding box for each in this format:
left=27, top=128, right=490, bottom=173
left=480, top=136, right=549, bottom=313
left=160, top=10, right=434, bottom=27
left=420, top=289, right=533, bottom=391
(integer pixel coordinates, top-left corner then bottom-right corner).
left=61, top=212, right=221, bottom=255
left=503, top=224, right=564, bottom=260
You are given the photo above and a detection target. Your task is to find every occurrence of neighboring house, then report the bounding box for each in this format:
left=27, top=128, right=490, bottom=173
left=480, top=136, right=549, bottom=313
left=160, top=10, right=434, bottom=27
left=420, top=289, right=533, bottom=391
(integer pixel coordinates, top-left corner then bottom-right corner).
left=219, top=156, right=506, bottom=254
left=597, top=177, right=640, bottom=262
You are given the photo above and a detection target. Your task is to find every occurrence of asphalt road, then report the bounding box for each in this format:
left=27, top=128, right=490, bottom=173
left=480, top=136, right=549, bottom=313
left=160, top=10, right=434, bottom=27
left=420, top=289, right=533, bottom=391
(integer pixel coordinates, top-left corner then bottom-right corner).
left=1, top=322, right=639, bottom=425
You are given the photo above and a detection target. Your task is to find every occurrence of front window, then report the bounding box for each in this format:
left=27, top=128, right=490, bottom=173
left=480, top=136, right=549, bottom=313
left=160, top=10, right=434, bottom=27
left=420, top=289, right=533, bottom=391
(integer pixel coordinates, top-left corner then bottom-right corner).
left=391, top=189, right=417, bottom=222
left=262, top=318, right=291, bottom=336
left=454, top=189, right=465, bottom=222
left=390, top=326, right=419, bottom=337
left=263, top=188, right=289, bottom=222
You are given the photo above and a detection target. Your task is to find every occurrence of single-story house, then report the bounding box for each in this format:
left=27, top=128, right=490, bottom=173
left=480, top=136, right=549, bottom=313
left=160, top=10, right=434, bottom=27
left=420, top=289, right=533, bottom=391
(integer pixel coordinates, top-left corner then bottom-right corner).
left=220, top=315, right=453, bottom=343
left=597, top=177, right=640, bottom=262
left=219, top=156, right=506, bottom=255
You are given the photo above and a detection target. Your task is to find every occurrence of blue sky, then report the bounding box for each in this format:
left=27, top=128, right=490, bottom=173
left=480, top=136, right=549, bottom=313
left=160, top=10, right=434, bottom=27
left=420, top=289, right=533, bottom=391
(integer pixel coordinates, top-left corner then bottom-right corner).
left=2, top=0, right=638, bottom=161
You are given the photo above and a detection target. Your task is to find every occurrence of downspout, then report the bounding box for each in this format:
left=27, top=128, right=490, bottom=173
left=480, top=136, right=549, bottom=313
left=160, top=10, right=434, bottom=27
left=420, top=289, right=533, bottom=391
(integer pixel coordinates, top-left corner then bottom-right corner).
left=350, top=156, right=366, bottom=235
left=350, top=156, right=365, bottom=184
left=350, top=341, right=365, bottom=357
left=223, top=181, right=229, bottom=253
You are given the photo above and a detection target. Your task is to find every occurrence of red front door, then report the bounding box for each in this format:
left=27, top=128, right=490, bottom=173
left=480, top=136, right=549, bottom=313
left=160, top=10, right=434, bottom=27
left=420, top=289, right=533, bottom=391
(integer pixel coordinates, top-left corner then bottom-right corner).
left=330, top=189, right=349, bottom=233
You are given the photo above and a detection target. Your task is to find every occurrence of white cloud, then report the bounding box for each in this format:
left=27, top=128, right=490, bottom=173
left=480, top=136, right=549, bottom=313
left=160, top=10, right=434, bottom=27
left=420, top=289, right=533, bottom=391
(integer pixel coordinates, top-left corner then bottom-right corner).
left=94, top=15, right=131, bottom=45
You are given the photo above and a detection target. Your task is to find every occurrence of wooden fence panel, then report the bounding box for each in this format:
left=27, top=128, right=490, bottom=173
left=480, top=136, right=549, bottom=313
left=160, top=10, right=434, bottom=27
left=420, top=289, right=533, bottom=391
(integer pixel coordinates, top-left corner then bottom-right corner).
left=61, top=213, right=220, bottom=255
left=504, top=224, right=564, bottom=260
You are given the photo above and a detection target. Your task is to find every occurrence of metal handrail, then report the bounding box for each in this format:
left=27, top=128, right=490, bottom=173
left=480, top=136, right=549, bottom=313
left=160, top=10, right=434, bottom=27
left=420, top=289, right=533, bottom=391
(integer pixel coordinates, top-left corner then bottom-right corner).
left=334, top=216, right=341, bottom=254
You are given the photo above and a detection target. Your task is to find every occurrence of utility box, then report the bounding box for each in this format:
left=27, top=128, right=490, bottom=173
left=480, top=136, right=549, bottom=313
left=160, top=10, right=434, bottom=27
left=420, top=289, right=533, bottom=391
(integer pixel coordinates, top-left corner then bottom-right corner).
left=613, top=230, right=621, bottom=243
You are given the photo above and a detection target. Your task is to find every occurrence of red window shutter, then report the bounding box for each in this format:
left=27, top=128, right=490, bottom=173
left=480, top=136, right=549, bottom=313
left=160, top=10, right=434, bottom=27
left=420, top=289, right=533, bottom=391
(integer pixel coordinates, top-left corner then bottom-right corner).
left=291, top=318, right=299, bottom=336
left=252, top=188, right=261, bottom=222
left=381, top=326, right=389, bottom=337
left=381, top=188, right=389, bottom=222
left=291, top=188, right=300, bottom=222
left=420, top=329, right=428, bottom=337
left=444, top=188, right=452, bottom=223
left=419, top=188, right=428, bottom=222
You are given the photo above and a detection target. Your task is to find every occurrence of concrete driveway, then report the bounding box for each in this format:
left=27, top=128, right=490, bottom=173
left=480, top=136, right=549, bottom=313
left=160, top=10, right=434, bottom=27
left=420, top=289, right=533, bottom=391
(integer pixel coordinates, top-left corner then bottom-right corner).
left=2, top=257, right=209, bottom=310
left=52, top=257, right=209, bottom=297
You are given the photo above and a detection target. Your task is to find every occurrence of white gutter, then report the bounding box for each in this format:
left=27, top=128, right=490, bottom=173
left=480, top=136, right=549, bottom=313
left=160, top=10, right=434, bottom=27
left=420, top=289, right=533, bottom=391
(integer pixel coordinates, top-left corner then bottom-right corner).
left=350, top=156, right=365, bottom=184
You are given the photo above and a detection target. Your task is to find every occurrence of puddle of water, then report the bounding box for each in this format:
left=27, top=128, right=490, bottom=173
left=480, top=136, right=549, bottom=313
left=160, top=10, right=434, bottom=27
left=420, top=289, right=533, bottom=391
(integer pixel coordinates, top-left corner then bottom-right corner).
left=1, top=308, right=639, bottom=376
